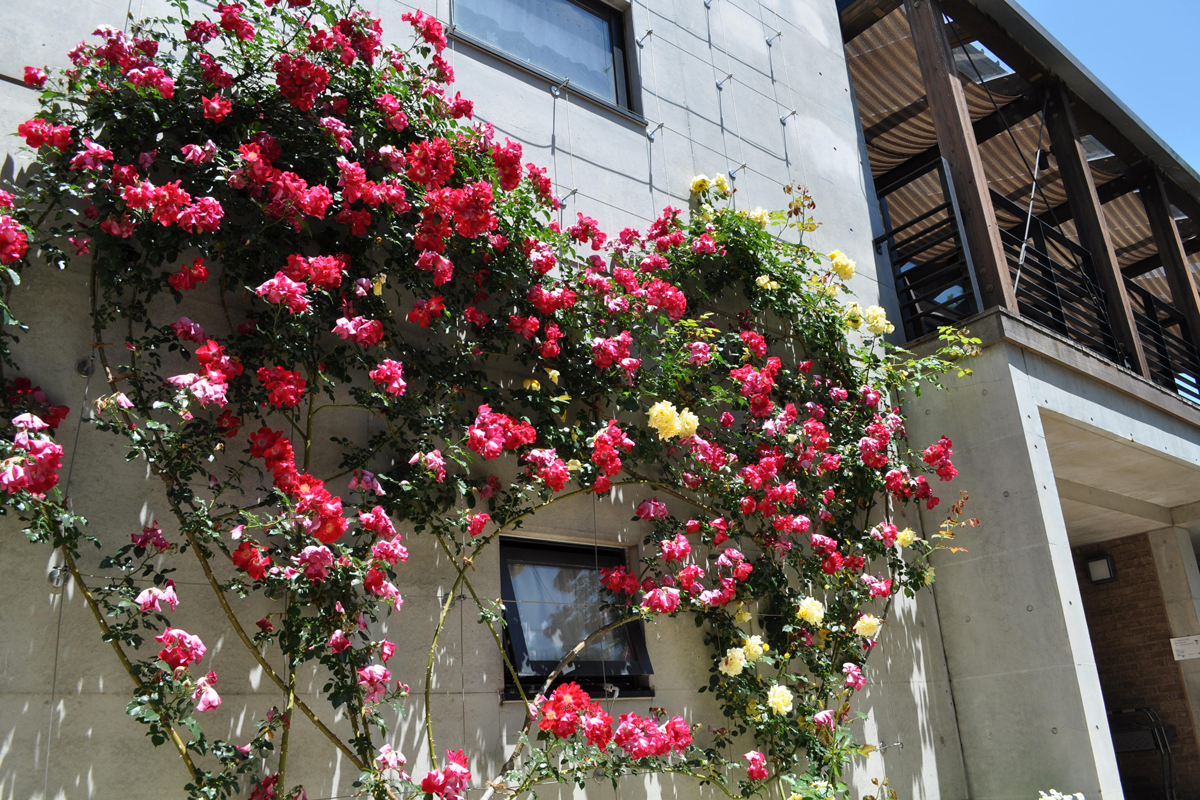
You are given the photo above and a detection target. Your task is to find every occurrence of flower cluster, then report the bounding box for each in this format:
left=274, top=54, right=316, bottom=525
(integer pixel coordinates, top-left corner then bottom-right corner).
left=0, top=3, right=974, bottom=799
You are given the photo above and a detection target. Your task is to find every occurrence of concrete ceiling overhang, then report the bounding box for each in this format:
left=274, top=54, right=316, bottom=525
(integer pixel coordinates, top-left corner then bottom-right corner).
left=1042, top=412, right=1200, bottom=548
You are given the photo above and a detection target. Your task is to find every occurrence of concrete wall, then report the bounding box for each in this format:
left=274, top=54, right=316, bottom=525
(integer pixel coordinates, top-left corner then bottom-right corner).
left=903, top=339, right=1123, bottom=800
left=0, top=0, right=964, bottom=799
left=901, top=310, right=1200, bottom=799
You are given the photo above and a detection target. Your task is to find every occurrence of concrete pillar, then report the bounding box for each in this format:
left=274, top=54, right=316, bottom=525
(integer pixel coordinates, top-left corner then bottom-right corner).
left=1148, top=527, right=1200, bottom=750
left=905, top=341, right=1123, bottom=799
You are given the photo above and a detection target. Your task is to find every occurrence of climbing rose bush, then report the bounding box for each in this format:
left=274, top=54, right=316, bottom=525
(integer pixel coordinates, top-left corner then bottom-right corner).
left=0, top=2, right=978, bottom=799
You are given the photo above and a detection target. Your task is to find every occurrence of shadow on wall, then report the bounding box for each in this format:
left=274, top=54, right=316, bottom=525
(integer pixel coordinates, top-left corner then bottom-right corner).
left=848, top=562, right=968, bottom=800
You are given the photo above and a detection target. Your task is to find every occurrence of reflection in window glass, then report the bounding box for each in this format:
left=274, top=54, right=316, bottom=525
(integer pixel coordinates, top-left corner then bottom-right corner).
left=455, top=0, right=619, bottom=103
left=506, top=560, right=634, bottom=667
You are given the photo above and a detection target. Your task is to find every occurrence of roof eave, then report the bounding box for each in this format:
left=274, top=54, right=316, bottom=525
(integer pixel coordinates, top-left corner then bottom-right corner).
left=963, top=0, right=1200, bottom=204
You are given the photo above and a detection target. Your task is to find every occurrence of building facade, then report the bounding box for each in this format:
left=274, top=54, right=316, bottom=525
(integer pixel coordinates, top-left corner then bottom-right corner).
left=0, top=0, right=1198, bottom=799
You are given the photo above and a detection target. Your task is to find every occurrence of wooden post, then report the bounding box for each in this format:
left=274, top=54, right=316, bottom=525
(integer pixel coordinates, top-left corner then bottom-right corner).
left=1141, top=169, right=1200, bottom=349
left=903, top=0, right=1017, bottom=312
left=1045, top=82, right=1149, bottom=377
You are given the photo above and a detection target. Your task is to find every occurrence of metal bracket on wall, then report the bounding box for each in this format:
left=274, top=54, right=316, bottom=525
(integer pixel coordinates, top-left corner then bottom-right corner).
left=780, top=109, right=797, bottom=126
left=766, top=30, right=782, bottom=46
left=729, top=162, right=747, bottom=179
left=878, top=739, right=904, bottom=753
left=550, top=77, right=570, bottom=97
left=636, top=29, right=654, bottom=47
left=716, top=73, right=733, bottom=90
left=646, top=121, right=665, bottom=140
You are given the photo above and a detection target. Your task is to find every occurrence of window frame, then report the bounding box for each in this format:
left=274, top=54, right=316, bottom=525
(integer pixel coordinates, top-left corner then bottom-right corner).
left=498, top=537, right=654, bottom=690
left=448, top=0, right=639, bottom=116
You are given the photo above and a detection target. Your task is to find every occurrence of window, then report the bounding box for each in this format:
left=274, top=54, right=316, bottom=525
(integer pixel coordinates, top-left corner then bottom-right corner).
left=498, top=538, right=652, bottom=698
left=453, top=0, right=632, bottom=108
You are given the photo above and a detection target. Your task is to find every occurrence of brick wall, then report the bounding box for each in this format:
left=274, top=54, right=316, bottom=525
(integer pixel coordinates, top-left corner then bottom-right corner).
left=1074, top=533, right=1200, bottom=799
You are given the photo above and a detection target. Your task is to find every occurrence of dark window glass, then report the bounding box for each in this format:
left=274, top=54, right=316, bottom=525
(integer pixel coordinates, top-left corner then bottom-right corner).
left=498, top=539, right=652, bottom=686
left=454, top=0, right=629, bottom=107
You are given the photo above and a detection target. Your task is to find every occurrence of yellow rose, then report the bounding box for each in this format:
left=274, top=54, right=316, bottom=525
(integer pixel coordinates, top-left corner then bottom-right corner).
left=714, top=173, right=731, bottom=195
left=755, top=275, right=780, bottom=291
left=545, top=368, right=560, bottom=384
left=733, top=602, right=752, bottom=624
left=829, top=249, right=855, bottom=281
left=647, top=400, right=681, bottom=440
left=864, top=305, right=895, bottom=336
left=797, top=597, right=825, bottom=625
left=896, top=527, right=917, bottom=548
left=854, top=614, right=882, bottom=638
left=522, top=378, right=541, bottom=391
left=743, top=634, right=768, bottom=662
left=749, top=207, right=769, bottom=228
left=767, top=684, right=793, bottom=715
left=677, top=408, right=699, bottom=438
left=690, top=174, right=712, bottom=196
left=843, top=302, right=863, bottom=329
left=718, top=647, right=747, bottom=676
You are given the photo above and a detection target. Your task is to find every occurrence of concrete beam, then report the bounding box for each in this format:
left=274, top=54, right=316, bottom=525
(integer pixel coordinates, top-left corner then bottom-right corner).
left=1055, top=478, right=1174, bottom=526
left=1173, top=501, right=1200, bottom=527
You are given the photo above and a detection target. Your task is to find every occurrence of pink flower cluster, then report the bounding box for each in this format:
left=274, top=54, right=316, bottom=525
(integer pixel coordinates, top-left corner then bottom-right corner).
left=156, top=627, right=207, bottom=669
left=1, top=414, right=66, bottom=497
left=420, top=749, right=470, bottom=800
left=467, top=405, right=537, bottom=460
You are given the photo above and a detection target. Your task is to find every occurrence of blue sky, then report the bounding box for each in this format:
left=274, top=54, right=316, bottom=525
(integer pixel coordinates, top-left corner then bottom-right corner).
left=1013, top=0, right=1200, bottom=171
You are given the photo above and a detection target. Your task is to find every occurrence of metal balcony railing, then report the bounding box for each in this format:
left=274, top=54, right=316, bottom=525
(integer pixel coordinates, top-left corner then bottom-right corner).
left=1125, top=280, right=1200, bottom=404
left=991, top=189, right=1121, bottom=364
left=877, top=162, right=980, bottom=341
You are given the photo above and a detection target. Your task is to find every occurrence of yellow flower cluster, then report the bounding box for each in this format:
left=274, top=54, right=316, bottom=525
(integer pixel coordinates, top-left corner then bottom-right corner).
left=748, top=207, right=769, bottom=227
left=842, top=301, right=863, bottom=329
left=896, top=527, right=917, bottom=548
left=690, top=173, right=730, bottom=196
left=767, top=684, right=794, bottom=715
left=718, top=646, right=747, bottom=676
left=797, top=596, right=825, bottom=625
left=854, top=614, right=882, bottom=638
left=864, top=305, right=894, bottom=336
left=742, top=634, right=768, bottom=661
left=755, top=275, right=781, bottom=291
left=829, top=249, right=855, bottom=281
left=647, top=400, right=699, bottom=440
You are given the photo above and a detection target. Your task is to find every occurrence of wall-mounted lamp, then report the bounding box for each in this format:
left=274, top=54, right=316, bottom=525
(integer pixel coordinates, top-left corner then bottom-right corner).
left=1085, top=554, right=1117, bottom=585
